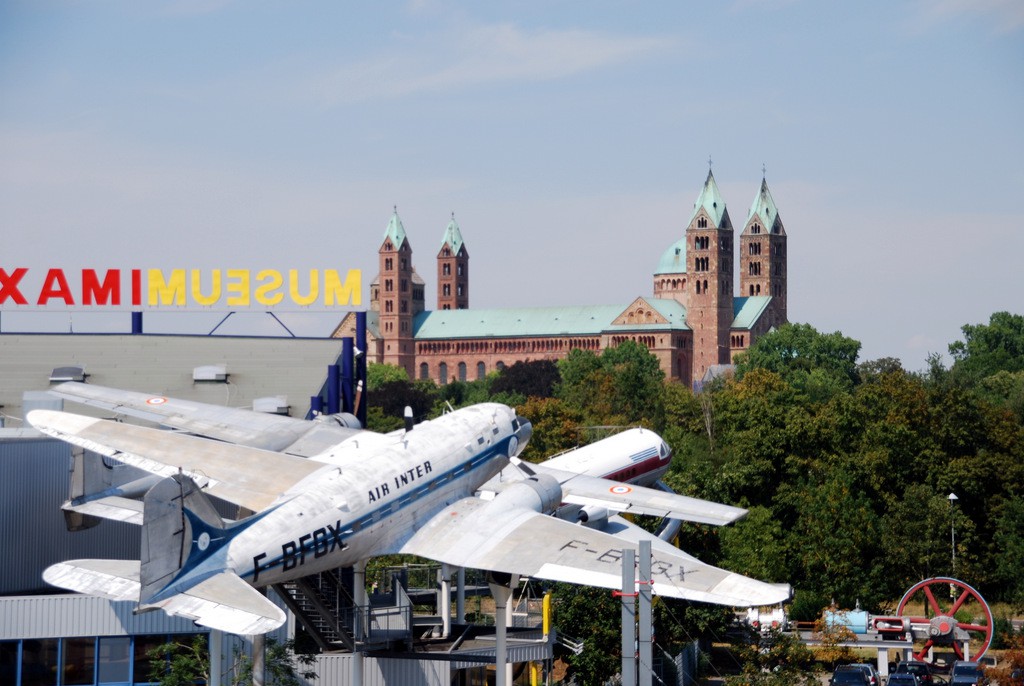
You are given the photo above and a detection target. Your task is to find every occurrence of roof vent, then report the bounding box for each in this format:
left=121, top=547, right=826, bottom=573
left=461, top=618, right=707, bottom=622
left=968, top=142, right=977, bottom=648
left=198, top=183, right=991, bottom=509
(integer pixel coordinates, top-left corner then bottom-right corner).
left=50, top=366, right=87, bottom=383
left=193, top=364, right=228, bottom=382
left=253, top=396, right=289, bottom=415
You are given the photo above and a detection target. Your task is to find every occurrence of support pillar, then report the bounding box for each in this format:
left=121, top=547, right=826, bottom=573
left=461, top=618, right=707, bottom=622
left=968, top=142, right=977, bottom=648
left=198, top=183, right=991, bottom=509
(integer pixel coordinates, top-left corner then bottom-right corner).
left=456, top=567, right=466, bottom=624
left=490, top=580, right=512, bottom=686
left=209, top=631, right=222, bottom=686
left=621, top=548, right=636, bottom=686
left=438, top=563, right=452, bottom=639
left=252, top=633, right=265, bottom=686
left=639, top=540, right=653, bottom=686
left=351, top=560, right=367, bottom=686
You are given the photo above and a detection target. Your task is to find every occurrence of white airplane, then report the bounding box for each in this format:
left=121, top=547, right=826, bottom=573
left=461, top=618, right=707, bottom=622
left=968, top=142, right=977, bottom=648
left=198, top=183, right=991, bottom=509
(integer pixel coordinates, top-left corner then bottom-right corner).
left=29, top=382, right=790, bottom=636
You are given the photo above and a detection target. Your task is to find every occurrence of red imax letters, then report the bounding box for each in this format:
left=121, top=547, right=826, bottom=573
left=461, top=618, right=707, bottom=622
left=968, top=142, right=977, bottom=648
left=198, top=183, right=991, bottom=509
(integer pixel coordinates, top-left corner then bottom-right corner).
left=0, top=268, right=28, bottom=305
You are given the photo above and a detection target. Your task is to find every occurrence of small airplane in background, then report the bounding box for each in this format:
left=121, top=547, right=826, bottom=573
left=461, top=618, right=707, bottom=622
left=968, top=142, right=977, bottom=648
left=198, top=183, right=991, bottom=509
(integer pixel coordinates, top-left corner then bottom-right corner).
left=29, top=382, right=790, bottom=635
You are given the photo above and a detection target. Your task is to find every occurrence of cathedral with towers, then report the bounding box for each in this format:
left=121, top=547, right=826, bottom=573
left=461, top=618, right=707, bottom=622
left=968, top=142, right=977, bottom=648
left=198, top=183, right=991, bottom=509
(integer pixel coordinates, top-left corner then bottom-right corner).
left=335, top=169, right=788, bottom=388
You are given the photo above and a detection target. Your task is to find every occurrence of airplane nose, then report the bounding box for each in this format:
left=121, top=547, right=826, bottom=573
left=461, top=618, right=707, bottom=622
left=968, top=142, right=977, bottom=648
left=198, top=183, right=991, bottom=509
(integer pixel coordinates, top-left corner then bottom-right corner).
left=513, top=414, right=532, bottom=454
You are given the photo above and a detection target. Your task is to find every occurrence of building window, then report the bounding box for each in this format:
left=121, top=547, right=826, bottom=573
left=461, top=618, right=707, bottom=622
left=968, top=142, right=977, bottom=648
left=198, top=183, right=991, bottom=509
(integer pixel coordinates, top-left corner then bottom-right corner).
left=477, top=362, right=486, bottom=379
left=22, top=639, right=60, bottom=686
left=420, top=363, right=429, bottom=379
left=97, top=636, right=131, bottom=684
left=458, top=362, right=467, bottom=382
left=443, top=264, right=451, bottom=276
left=439, top=363, right=448, bottom=384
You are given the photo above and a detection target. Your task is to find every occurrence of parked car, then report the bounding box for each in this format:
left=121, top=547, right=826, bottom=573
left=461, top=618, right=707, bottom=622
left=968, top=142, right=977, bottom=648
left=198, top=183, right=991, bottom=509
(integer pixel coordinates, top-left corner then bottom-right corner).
left=896, top=661, right=934, bottom=686
left=950, top=661, right=986, bottom=686
left=831, top=666, right=871, bottom=686
left=889, top=674, right=921, bottom=686
left=844, top=663, right=883, bottom=686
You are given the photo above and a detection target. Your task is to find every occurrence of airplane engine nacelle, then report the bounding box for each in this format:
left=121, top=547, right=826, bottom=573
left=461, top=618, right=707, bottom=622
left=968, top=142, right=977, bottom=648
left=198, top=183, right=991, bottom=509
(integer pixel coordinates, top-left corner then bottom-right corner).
left=314, top=412, right=362, bottom=429
left=576, top=505, right=610, bottom=528
left=489, top=473, right=563, bottom=515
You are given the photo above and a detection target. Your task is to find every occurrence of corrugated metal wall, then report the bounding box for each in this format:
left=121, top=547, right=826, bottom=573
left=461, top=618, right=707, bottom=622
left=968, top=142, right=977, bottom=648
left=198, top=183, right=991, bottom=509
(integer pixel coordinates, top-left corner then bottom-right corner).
left=0, top=436, right=140, bottom=594
left=309, top=654, right=450, bottom=686
left=0, top=595, right=208, bottom=640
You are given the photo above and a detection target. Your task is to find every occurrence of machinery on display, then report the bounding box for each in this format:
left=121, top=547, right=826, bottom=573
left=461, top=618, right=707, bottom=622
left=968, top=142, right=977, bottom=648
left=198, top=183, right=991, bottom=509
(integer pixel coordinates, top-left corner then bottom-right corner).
left=822, top=577, right=993, bottom=664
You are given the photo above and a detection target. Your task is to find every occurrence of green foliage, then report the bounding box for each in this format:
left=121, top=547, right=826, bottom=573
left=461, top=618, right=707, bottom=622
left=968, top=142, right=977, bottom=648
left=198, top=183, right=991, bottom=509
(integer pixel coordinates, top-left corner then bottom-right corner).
left=718, top=506, right=789, bottom=583
left=556, top=340, right=665, bottom=426
left=491, top=359, right=560, bottom=398
left=147, top=636, right=316, bottom=686
left=148, top=635, right=209, bottom=686
left=726, top=629, right=818, bottom=686
left=515, top=396, right=586, bottom=463
left=549, top=583, right=622, bottom=685
left=950, top=311, right=1024, bottom=381
left=366, top=379, right=437, bottom=427
left=734, top=322, right=861, bottom=401
left=366, top=362, right=409, bottom=390
left=992, top=497, right=1024, bottom=608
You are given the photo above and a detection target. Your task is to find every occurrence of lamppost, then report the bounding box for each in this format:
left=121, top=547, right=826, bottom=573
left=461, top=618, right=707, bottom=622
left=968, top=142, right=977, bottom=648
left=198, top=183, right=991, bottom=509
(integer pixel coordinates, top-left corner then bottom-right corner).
left=948, top=493, right=958, bottom=574
left=948, top=492, right=958, bottom=599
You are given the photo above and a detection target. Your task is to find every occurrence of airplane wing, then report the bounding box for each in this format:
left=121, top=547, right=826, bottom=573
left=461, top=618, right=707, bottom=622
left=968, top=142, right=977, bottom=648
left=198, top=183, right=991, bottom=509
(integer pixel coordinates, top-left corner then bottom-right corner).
left=503, top=461, right=747, bottom=526
left=43, top=560, right=285, bottom=634
left=399, top=494, right=791, bottom=607
left=47, top=381, right=362, bottom=456
left=27, top=409, right=325, bottom=512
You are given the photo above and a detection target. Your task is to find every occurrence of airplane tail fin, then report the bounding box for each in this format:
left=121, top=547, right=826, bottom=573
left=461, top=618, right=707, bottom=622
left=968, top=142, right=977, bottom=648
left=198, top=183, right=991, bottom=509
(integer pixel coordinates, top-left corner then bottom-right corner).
left=43, top=474, right=285, bottom=634
left=140, top=473, right=225, bottom=604
left=61, top=447, right=161, bottom=530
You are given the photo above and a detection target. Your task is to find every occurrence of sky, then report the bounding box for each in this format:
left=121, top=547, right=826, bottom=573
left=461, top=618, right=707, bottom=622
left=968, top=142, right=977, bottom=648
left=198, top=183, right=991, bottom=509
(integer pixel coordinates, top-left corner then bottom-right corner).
left=1, top=0, right=1022, bottom=370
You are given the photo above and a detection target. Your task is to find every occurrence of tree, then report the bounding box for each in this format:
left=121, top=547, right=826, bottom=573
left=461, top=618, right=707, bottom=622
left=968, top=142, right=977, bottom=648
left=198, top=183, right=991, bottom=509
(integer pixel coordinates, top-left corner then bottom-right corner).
left=718, top=505, right=789, bottom=584
left=992, top=497, right=1024, bottom=608
left=556, top=340, right=665, bottom=426
left=491, top=359, right=560, bottom=399
left=782, top=469, right=881, bottom=606
left=549, top=583, right=621, bottom=685
left=366, top=379, right=436, bottom=429
left=726, top=629, right=818, bottom=686
left=147, top=635, right=316, bottom=686
left=366, top=362, right=409, bottom=390
left=949, top=311, right=1024, bottom=381
left=515, top=396, right=586, bottom=463
left=735, top=323, right=861, bottom=401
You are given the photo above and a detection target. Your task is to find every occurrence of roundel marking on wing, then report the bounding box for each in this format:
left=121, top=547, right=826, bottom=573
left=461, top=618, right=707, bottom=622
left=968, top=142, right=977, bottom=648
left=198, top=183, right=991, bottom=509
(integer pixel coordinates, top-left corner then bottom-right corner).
left=610, top=485, right=632, bottom=494
left=146, top=397, right=168, bottom=405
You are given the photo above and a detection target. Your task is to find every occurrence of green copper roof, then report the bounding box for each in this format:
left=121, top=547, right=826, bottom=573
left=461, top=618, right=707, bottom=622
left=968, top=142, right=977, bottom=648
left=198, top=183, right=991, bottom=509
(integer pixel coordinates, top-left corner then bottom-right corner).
left=439, top=215, right=465, bottom=254
left=731, top=296, right=772, bottom=329
left=655, top=238, right=687, bottom=275
left=688, top=169, right=732, bottom=229
left=382, top=209, right=407, bottom=248
left=412, top=301, right=692, bottom=339
left=746, top=177, right=783, bottom=234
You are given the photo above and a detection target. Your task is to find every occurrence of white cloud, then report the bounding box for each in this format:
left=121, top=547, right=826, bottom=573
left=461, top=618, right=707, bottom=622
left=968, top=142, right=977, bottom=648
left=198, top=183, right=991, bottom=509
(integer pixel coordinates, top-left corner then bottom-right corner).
left=305, top=22, right=675, bottom=104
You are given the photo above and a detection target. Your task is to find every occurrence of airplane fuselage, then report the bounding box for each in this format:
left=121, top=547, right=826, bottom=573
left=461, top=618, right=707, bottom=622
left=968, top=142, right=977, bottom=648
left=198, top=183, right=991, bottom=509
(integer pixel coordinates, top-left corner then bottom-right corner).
left=157, top=403, right=527, bottom=599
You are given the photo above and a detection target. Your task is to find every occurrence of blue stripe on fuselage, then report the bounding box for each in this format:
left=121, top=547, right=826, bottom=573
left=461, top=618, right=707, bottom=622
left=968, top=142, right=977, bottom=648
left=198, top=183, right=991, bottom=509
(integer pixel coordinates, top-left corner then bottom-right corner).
left=241, top=434, right=515, bottom=584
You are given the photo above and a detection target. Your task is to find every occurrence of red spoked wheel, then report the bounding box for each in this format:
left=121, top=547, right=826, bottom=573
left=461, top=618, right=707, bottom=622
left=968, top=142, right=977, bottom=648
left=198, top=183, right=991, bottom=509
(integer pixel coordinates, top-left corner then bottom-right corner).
left=896, top=577, right=993, bottom=663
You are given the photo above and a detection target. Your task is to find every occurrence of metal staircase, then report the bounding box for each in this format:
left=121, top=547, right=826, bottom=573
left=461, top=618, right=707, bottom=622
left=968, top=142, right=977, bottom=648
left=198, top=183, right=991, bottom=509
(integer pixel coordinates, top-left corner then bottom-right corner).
left=274, top=568, right=358, bottom=651
left=273, top=567, right=414, bottom=653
